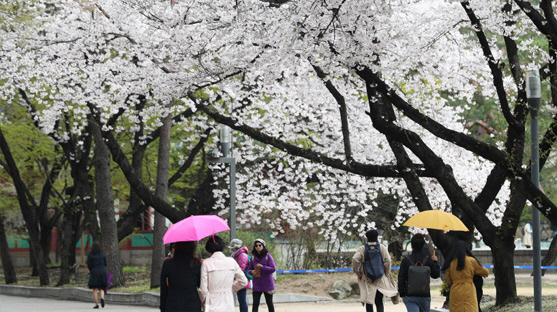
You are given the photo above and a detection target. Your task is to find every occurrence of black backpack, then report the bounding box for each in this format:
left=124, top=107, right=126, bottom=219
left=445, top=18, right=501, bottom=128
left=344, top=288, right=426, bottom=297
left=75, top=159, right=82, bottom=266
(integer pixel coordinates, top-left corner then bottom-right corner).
left=406, top=255, right=431, bottom=297
left=363, top=243, right=384, bottom=281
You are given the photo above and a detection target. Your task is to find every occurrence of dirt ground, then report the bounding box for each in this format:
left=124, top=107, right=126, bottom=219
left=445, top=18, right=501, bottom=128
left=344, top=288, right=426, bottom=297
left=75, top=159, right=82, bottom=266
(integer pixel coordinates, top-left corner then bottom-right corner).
left=275, top=271, right=557, bottom=297
left=7, top=266, right=557, bottom=302
left=275, top=271, right=359, bottom=298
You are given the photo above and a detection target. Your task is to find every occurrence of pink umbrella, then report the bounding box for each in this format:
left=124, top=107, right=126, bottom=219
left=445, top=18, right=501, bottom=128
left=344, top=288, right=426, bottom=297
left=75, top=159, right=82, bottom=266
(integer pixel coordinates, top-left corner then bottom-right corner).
left=163, top=215, right=230, bottom=244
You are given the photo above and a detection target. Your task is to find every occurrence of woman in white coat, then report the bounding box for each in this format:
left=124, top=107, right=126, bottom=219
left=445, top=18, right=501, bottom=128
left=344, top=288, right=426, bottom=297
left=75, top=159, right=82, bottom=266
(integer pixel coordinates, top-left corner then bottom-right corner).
left=200, top=235, right=248, bottom=312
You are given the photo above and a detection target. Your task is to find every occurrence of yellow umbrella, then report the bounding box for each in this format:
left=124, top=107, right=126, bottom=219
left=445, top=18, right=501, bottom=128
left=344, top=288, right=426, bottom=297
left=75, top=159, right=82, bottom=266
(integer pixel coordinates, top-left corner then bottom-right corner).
left=403, top=210, right=469, bottom=233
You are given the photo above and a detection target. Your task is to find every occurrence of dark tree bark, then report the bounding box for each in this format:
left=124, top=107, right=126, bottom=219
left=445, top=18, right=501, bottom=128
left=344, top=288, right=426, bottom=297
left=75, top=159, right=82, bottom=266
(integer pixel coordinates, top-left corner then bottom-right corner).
left=150, top=112, right=172, bottom=289
left=0, top=214, right=17, bottom=284
left=115, top=98, right=149, bottom=242
left=89, top=111, right=184, bottom=222
left=37, top=157, right=64, bottom=265
left=91, top=119, right=125, bottom=287
left=0, top=129, right=49, bottom=285
left=541, top=235, right=557, bottom=276
left=56, top=209, right=81, bottom=286
left=116, top=141, right=147, bottom=241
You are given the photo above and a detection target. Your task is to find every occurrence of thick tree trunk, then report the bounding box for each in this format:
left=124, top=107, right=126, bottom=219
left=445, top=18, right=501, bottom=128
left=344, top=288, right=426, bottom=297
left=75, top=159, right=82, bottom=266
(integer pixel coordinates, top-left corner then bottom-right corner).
left=39, top=228, right=52, bottom=265
left=79, top=172, right=101, bottom=243
left=0, top=214, right=17, bottom=284
left=491, top=239, right=518, bottom=305
left=150, top=113, right=172, bottom=289
left=56, top=210, right=80, bottom=286
left=541, top=235, right=557, bottom=276
left=37, top=160, right=64, bottom=266
left=117, top=146, right=146, bottom=242
left=91, top=120, right=125, bottom=287
left=0, top=129, right=49, bottom=285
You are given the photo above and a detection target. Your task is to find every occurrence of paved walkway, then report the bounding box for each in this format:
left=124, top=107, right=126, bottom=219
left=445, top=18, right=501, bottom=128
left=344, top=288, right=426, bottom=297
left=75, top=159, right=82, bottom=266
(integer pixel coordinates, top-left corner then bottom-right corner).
left=0, top=293, right=444, bottom=312
left=275, top=299, right=446, bottom=312
left=1, top=273, right=556, bottom=312
left=0, top=293, right=156, bottom=311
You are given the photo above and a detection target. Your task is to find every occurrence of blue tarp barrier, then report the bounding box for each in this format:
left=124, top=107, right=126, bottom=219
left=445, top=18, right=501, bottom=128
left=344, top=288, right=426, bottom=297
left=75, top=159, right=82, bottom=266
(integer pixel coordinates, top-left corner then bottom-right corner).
left=276, top=265, right=557, bottom=274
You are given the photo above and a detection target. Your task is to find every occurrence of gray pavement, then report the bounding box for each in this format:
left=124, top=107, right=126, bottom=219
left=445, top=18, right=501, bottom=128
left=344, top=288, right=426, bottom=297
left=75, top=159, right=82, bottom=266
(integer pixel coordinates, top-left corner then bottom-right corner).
left=0, top=273, right=554, bottom=312
left=0, top=293, right=157, bottom=311
left=0, top=293, right=446, bottom=312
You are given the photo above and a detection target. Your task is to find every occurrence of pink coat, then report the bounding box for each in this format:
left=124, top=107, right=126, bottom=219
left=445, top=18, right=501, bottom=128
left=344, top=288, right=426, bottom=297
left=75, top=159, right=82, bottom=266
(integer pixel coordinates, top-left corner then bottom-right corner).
left=233, top=246, right=252, bottom=289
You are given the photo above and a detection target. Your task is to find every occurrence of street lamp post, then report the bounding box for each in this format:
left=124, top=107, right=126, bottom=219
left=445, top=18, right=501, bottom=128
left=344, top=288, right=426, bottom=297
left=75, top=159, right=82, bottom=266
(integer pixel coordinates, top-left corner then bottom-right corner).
left=209, top=125, right=237, bottom=240
left=527, top=68, right=542, bottom=312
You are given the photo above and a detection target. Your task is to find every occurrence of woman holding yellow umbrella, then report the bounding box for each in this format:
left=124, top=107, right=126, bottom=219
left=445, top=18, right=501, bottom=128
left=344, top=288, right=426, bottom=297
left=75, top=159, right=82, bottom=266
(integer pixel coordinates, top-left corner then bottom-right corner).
left=443, top=241, right=488, bottom=312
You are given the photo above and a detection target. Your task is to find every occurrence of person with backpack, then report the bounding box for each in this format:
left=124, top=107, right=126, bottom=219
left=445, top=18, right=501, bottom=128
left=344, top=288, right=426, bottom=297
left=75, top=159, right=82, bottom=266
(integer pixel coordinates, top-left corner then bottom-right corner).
left=352, top=229, right=398, bottom=312
left=397, top=233, right=440, bottom=312
left=229, top=238, right=251, bottom=312
left=248, top=238, right=276, bottom=312
left=444, top=240, right=488, bottom=312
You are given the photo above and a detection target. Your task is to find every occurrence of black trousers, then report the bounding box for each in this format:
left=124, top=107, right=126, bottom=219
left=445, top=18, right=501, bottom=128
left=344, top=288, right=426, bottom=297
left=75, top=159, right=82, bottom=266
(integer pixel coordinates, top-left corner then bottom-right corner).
left=252, top=291, right=275, bottom=312
left=365, top=291, right=384, bottom=312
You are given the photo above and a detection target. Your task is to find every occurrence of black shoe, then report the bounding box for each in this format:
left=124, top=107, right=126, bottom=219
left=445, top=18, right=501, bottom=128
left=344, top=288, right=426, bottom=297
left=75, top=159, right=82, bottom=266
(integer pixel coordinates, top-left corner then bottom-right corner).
left=101, top=298, right=105, bottom=308
left=93, top=305, right=99, bottom=309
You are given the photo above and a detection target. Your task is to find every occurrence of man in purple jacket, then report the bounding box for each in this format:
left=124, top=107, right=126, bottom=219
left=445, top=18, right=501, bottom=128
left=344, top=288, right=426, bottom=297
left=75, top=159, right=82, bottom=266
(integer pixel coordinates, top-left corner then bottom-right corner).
left=230, top=239, right=251, bottom=312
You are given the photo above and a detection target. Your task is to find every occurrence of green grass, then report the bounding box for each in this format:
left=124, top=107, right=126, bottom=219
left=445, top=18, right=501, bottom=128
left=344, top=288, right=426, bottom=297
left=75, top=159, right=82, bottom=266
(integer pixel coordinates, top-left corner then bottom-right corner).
left=482, top=296, right=557, bottom=312
left=122, top=265, right=147, bottom=273
left=110, top=284, right=158, bottom=293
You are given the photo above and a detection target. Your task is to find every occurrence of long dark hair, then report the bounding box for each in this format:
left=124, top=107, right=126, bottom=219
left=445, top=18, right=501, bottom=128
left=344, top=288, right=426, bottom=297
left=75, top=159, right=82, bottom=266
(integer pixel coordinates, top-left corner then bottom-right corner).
left=443, top=240, right=479, bottom=271
left=174, top=241, right=200, bottom=265
left=90, top=241, right=102, bottom=255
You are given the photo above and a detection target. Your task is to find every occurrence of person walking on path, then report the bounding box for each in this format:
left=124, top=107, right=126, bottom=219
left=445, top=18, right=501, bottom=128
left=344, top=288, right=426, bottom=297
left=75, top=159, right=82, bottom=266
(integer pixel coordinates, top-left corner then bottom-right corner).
left=523, top=222, right=533, bottom=248
left=229, top=238, right=251, bottom=312
left=444, top=240, right=489, bottom=312
left=397, top=234, right=440, bottom=312
left=87, top=241, right=107, bottom=309
left=352, top=229, right=399, bottom=312
left=248, top=238, right=276, bottom=312
left=200, top=235, right=248, bottom=312
left=159, top=241, right=202, bottom=312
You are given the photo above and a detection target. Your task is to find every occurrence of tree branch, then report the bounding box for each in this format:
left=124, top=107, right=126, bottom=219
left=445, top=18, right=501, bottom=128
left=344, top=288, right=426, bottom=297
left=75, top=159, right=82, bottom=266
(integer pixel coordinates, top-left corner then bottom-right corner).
left=514, top=0, right=557, bottom=42
left=462, top=1, right=520, bottom=129
left=195, top=100, right=436, bottom=178
left=356, top=67, right=508, bottom=163
left=168, top=128, right=212, bottom=186
left=311, top=63, right=353, bottom=162
left=87, top=105, right=185, bottom=223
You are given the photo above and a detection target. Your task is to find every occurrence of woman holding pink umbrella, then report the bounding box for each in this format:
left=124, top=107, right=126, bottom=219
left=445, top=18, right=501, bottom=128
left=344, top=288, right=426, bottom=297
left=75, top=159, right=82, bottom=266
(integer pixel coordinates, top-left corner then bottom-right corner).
left=159, top=241, right=201, bottom=312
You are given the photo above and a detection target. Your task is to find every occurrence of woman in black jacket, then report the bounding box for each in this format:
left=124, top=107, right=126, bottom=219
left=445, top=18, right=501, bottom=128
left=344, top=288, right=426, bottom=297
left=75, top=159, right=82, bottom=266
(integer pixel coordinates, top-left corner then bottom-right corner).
left=87, top=241, right=107, bottom=309
left=160, top=241, right=202, bottom=312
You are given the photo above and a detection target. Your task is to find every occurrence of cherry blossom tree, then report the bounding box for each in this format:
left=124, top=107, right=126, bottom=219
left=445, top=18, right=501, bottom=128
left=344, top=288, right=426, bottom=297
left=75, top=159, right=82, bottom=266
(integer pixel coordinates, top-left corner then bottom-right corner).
left=3, top=0, right=557, bottom=305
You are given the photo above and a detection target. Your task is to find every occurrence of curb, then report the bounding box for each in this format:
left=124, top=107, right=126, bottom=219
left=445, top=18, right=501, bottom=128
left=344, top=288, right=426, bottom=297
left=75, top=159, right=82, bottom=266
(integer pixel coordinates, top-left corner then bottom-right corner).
left=0, top=284, right=332, bottom=306
left=0, top=284, right=160, bottom=307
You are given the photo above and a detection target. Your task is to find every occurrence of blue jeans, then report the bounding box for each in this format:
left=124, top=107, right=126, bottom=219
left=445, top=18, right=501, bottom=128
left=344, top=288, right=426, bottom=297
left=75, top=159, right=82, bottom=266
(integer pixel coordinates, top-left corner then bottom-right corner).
left=237, top=288, right=248, bottom=312
left=403, top=296, right=431, bottom=312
